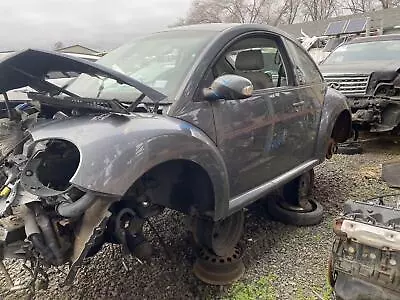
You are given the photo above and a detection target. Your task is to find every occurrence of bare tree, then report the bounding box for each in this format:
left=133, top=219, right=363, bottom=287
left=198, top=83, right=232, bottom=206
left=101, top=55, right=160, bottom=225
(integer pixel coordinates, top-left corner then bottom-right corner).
left=278, top=0, right=302, bottom=24
left=178, top=0, right=400, bottom=28
left=179, top=0, right=299, bottom=25
left=378, top=0, right=400, bottom=8
left=301, top=0, right=339, bottom=21
left=344, top=0, right=375, bottom=12
left=181, top=0, right=223, bottom=24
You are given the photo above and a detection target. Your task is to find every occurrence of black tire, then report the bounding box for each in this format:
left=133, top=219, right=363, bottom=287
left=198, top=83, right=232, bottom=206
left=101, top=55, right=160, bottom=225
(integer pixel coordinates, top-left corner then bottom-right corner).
left=336, top=143, right=363, bottom=155
left=266, top=195, right=323, bottom=226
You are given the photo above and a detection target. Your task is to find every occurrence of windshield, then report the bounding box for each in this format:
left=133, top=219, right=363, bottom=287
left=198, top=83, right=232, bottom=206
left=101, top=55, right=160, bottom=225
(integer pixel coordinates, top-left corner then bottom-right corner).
left=67, top=30, right=215, bottom=102
left=323, top=40, right=400, bottom=64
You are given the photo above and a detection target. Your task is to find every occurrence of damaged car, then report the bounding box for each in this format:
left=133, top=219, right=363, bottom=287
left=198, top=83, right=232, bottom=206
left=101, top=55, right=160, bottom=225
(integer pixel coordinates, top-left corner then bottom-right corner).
left=320, top=34, right=400, bottom=135
left=0, top=23, right=351, bottom=289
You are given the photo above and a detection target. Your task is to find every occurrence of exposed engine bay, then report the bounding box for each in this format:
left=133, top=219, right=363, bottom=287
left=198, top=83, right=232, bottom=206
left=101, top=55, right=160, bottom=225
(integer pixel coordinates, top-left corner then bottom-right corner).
left=343, top=72, right=400, bottom=135
left=0, top=84, right=166, bottom=293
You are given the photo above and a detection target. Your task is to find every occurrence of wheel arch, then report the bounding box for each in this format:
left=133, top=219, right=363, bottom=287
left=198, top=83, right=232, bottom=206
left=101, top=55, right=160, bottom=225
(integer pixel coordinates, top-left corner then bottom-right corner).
left=122, top=159, right=218, bottom=219
left=331, top=109, right=352, bottom=143
left=315, top=87, right=352, bottom=160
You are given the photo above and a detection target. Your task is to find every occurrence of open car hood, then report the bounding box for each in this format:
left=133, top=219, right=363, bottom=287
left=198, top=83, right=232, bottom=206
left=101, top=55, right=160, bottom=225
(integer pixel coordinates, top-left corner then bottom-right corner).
left=0, top=48, right=167, bottom=102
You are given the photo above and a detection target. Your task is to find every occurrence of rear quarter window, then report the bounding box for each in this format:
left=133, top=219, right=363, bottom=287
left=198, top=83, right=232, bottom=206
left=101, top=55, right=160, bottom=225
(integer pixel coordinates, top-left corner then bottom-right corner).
left=285, top=40, right=323, bottom=85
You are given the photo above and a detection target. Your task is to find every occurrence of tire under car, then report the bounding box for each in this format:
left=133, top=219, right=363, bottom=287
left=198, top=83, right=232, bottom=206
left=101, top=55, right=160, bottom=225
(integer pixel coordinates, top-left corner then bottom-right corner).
left=265, top=169, right=324, bottom=226
left=266, top=194, right=324, bottom=226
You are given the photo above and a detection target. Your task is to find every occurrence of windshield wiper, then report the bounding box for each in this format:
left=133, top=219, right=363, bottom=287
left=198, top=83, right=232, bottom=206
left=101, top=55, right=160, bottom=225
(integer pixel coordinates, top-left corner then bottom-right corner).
left=11, top=66, right=79, bottom=98
left=96, top=76, right=107, bottom=98
left=51, top=76, right=78, bottom=97
left=127, top=93, right=146, bottom=112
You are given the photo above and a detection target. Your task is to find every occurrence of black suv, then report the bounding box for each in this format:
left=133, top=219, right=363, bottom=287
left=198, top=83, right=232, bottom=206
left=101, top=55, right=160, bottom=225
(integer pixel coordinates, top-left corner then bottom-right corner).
left=320, top=34, right=400, bottom=135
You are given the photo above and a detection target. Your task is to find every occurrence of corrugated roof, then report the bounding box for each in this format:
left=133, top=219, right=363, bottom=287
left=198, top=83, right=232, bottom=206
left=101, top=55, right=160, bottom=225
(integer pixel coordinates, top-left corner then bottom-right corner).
left=279, top=7, right=400, bottom=38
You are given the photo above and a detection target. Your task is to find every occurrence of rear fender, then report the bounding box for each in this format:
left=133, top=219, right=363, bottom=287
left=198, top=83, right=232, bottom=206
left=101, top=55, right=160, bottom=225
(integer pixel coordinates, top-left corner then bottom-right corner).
left=316, top=87, right=351, bottom=159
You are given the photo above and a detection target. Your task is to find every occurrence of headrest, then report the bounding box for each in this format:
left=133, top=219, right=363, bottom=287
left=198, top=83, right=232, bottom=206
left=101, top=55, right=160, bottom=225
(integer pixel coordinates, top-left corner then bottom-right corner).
left=235, top=49, right=264, bottom=71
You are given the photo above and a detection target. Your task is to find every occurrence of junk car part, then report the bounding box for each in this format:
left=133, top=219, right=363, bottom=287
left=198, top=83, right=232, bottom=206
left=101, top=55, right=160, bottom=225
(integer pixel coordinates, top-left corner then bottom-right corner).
left=330, top=196, right=400, bottom=300
left=266, top=169, right=324, bottom=226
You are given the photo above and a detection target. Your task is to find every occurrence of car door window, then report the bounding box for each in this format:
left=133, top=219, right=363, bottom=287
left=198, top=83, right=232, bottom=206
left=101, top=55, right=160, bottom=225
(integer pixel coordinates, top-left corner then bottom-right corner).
left=212, top=37, right=290, bottom=90
left=285, top=40, right=323, bottom=85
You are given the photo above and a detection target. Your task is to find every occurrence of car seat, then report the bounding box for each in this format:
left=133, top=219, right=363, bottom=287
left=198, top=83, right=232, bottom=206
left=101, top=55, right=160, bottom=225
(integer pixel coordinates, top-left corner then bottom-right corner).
left=234, top=49, right=273, bottom=90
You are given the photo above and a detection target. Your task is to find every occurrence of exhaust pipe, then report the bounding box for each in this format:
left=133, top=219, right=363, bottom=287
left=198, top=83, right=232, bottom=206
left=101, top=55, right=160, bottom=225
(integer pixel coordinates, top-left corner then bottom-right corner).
left=30, top=203, right=64, bottom=265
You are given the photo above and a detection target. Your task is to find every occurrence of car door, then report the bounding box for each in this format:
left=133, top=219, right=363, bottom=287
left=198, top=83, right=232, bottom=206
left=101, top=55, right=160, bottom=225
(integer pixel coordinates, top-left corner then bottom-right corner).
left=283, top=38, right=325, bottom=162
left=207, top=34, right=308, bottom=197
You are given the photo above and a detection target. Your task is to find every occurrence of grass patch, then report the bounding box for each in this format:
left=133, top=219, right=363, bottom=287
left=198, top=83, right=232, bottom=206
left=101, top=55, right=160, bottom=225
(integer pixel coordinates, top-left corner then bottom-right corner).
left=295, top=277, right=333, bottom=300
left=222, top=271, right=333, bottom=300
left=224, top=274, right=277, bottom=300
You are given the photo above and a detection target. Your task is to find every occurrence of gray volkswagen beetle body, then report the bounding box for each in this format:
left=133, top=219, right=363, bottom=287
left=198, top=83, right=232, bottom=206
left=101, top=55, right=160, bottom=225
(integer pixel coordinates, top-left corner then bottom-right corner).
left=0, top=24, right=350, bottom=285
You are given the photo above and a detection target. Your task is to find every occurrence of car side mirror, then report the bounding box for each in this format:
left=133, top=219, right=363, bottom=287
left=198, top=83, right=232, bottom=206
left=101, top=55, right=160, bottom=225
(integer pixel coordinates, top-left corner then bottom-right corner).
left=203, top=74, right=253, bottom=101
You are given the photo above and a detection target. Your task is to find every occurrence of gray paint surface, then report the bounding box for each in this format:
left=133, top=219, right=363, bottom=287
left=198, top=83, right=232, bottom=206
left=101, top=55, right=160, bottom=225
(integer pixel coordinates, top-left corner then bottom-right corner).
left=2, top=23, right=350, bottom=221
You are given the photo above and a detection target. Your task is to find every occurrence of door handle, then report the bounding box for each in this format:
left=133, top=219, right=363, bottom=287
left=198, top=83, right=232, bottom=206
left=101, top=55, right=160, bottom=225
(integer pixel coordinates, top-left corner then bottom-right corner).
left=292, top=101, right=305, bottom=107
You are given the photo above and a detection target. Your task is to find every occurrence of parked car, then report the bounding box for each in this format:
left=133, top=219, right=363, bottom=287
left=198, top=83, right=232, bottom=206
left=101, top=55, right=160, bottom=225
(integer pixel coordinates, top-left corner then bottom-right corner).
left=319, top=34, right=400, bottom=135
left=0, top=23, right=351, bottom=287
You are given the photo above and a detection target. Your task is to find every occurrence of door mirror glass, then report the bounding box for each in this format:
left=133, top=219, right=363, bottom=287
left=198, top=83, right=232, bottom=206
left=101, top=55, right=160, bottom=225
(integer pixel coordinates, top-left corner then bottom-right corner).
left=203, top=74, right=253, bottom=101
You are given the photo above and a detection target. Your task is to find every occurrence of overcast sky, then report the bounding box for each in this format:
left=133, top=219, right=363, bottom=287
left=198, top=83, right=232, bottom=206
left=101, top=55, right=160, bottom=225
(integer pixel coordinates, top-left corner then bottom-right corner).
left=0, top=0, right=191, bottom=51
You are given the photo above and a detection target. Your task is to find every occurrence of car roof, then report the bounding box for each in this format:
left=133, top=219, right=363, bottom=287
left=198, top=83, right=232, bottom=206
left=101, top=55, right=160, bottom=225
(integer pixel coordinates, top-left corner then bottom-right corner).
left=347, top=34, right=400, bottom=44
left=172, top=23, right=292, bottom=34
left=154, top=23, right=299, bottom=45
left=162, top=23, right=239, bottom=32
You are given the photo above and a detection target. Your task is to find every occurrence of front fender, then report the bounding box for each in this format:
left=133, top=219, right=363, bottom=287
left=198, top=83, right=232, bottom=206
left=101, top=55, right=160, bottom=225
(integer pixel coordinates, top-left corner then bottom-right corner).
left=29, top=113, right=230, bottom=219
left=316, top=87, right=351, bottom=160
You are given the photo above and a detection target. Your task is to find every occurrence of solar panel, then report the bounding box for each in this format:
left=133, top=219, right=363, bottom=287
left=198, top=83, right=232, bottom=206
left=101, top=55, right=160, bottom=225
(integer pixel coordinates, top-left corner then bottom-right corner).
left=324, top=20, right=348, bottom=36
left=344, top=18, right=367, bottom=33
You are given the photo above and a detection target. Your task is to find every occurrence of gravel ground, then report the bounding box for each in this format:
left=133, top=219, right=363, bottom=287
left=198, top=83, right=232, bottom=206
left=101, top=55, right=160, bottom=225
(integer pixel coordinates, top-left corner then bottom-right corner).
left=1, top=136, right=399, bottom=300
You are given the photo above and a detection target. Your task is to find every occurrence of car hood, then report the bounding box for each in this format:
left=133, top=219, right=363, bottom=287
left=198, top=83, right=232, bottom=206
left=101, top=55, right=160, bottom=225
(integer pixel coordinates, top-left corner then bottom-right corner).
left=0, top=48, right=167, bottom=102
left=319, top=60, right=400, bottom=76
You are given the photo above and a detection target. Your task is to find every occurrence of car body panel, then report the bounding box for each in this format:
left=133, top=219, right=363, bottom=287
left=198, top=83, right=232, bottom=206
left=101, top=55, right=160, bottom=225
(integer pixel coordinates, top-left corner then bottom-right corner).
left=315, top=87, right=350, bottom=158
left=211, top=93, right=275, bottom=197
left=29, top=113, right=230, bottom=219
left=171, top=101, right=217, bottom=143
left=228, top=158, right=319, bottom=214
left=320, top=60, right=400, bottom=76
left=0, top=23, right=350, bottom=221
left=174, top=26, right=327, bottom=198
